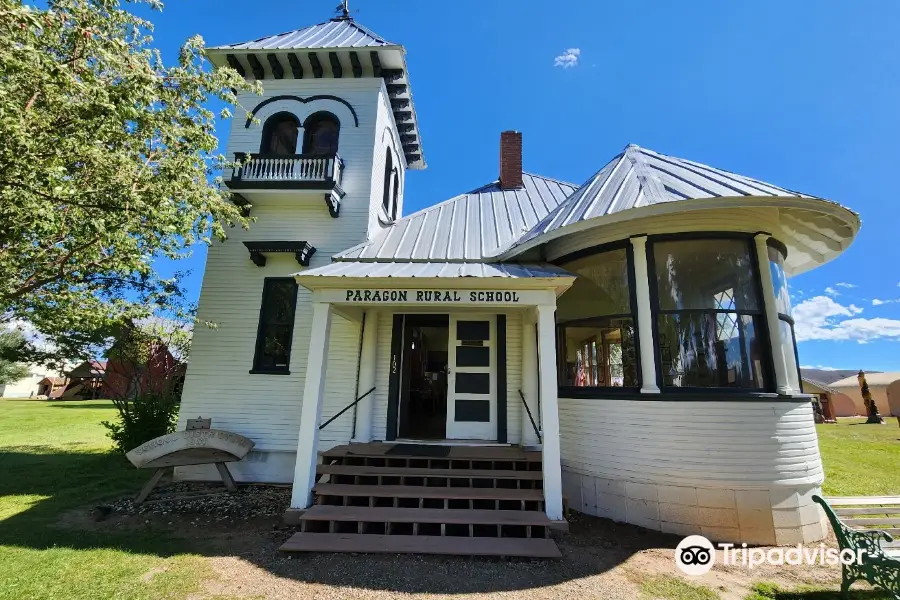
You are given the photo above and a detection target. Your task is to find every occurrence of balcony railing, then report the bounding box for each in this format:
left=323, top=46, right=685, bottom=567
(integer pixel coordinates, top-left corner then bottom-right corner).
left=229, top=153, right=344, bottom=190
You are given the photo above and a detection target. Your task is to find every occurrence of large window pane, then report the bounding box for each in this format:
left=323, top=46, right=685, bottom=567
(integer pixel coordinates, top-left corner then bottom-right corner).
left=768, top=245, right=792, bottom=315
left=657, top=313, right=768, bottom=389
left=557, top=249, right=631, bottom=321
left=654, top=239, right=760, bottom=312
left=558, top=319, right=638, bottom=387
left=253, top=279, right=298, bottom=372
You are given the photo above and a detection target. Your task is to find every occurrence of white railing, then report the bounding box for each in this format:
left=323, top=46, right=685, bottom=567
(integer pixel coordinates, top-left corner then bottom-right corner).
left=235, top=153, right=342, bottom=184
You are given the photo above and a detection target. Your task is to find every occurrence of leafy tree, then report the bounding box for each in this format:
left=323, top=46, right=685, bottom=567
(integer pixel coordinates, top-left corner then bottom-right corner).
left=0, top=329, right=31, bottom=385
left=0, top=0, right=260, bottom=368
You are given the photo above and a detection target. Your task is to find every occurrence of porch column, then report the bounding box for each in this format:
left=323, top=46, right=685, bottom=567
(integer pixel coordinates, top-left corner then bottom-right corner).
left=536, top=303, right=564, bottom=522
left=352, top=310, right=379, bottom=442
left=290, top=301, right=333, bottom=509
left=630, top=236, right=660, bottom=393
left=754, top=233, right=792, bottom=395
left=520, top=309, right=541, bottom=447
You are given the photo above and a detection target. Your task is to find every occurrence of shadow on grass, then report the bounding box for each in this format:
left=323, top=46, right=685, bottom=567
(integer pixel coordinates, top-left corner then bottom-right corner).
left=0, top=448, right=674, bottom=595
left=48, top=402, right=116, bottom=409
left=1, top=449, right=885, bottom=598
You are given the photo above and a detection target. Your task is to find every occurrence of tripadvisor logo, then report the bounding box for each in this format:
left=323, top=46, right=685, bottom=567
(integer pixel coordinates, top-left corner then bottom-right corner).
left=675, top=535, right=865, bottom=576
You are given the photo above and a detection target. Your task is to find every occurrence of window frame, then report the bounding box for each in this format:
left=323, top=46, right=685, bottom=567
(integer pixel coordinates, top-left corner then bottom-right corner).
left=250, top=277, right=299, bottom=375
left=554, top=240, right=643, bottom=397
left=647, top=232, right=776, bottom=394
left=382, top=149, right=394, bottom=218
left=259, top=112, right=300, bottom=156
left=767, top=239, right=803, bottom=393
left=301, top=111, right=340, bottom=156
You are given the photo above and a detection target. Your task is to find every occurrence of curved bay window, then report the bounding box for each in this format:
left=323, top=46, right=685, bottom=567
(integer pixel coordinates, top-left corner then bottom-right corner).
left=557, top=246, right=639, bottom=390
left=769, top=241, right=802, bottom=392
left=260, top=112, right=299, bottom=155
left=302, top=112, right=340, bottom=155
left=652, top=238, right=769, bottom=390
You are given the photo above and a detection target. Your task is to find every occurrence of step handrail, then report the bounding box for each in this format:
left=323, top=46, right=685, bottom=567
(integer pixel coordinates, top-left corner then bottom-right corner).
left=518, top=389, right=542, bottom=444
left=319, top=387, right=376, bottom=431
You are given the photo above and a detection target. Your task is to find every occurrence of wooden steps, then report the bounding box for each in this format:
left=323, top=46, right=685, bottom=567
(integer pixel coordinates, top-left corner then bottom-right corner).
left=301, top=505, right=553, bottom=526
left=280, top=533, right=562, bottom=558
left=318, top=464, right=544, bottom=480
left=314, top=483, right=544, bottom=502
left=280, top=443, right=560, bottom=558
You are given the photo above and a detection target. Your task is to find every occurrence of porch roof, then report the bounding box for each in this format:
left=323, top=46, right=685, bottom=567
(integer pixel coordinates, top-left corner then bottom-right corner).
left=294, top=261, right=574, bottom=281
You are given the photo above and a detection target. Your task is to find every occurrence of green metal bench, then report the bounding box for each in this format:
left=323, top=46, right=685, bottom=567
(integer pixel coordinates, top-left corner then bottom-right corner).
left=813, top=495, right=900, bottom=599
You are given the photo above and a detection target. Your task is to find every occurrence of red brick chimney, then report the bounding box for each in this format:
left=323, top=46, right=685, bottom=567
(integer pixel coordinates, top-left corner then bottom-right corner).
left=499, top=130, right=523, bottom=189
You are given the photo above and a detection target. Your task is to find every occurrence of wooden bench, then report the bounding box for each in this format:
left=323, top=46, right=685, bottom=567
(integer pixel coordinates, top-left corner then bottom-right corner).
left=813, top=495, right=900, bottom=599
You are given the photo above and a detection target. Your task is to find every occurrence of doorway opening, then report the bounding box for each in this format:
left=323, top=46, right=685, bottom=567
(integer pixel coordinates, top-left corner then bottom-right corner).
left=398, top=314, right=449, bottom=440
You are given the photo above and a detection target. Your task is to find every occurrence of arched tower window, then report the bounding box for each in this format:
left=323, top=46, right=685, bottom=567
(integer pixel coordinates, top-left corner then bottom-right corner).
left=382, top=149, right=393, bottom=216
left=260, top=112, right=299, bottom=156
left=302, top=112, right=340, bottom=155
left=391, top=170, right=399, bottom=220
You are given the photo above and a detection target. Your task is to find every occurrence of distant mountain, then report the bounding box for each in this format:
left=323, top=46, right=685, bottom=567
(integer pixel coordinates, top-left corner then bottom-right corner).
left=800, top=368, right=874, bottom=386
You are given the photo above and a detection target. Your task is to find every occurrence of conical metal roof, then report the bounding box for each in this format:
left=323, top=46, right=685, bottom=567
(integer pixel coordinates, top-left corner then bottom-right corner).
left=513, top=144, right=815, bottom=249
left=210, top=18, right=395, bottom=51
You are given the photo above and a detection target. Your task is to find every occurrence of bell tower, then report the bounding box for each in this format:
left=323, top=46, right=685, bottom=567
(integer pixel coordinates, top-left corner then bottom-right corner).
left=207, top=8, right=425, bottom=239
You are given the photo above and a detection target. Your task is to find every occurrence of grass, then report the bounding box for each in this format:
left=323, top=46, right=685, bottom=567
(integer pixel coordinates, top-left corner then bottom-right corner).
left=816, top=418, right=900, bottom=497
left=639, top=575, right=721, bottom=599
left=745, top=581, right=893, bottom=599
left=0, top=398, right=215, bottom=600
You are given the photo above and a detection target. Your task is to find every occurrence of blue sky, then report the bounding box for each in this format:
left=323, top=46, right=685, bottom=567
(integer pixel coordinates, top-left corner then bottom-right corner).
left=146, top=0, right=900, bottom=372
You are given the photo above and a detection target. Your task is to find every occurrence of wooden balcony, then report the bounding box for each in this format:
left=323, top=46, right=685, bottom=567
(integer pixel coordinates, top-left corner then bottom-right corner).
left=227, top=153, right=345, bottom=217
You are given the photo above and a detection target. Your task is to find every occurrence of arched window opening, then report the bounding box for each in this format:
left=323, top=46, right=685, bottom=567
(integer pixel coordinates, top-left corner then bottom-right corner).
left=556, top=247, right=639, bottom=389
left=391, top=170, right=400, bottom=220
left=382, top=150, right=393, bottom=216
left=302, top=112, right=340, bottom=155
left=260, top=112, right=299, bottom=156
left=651, top=237, right=768, bottom=390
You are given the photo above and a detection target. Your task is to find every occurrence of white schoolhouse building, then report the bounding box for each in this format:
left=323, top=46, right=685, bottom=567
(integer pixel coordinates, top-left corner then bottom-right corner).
left=179, top=10, right=860, bottom=555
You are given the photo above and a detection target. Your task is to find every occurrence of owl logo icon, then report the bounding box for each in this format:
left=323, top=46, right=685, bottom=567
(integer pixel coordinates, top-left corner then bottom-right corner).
left=675, top=535, right=716, bottom=576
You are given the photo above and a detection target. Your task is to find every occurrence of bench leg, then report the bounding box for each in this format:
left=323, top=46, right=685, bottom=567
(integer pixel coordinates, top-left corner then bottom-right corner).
left=134, top=468, right=166, bottom=506
left=215, top=462, right=237, bottom=493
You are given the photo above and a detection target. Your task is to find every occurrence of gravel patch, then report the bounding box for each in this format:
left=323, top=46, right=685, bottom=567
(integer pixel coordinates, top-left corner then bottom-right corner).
left=108, top=481, right=290, bottom=518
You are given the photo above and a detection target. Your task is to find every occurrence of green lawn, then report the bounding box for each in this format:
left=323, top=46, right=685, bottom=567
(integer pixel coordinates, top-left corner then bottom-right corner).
left=0, top=398, right=214, bottom=600
left=0, top=399, right=896, bottom=600
left=816, top=418, right=900, bottom=497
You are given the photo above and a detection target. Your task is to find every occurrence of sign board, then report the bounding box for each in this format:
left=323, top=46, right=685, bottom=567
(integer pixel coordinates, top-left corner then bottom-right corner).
left=315, top=288, right=555, bottom=306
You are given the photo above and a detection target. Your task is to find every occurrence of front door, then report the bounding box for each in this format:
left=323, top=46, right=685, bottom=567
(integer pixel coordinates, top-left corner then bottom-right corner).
left=446, top=315, right=496, bottom=440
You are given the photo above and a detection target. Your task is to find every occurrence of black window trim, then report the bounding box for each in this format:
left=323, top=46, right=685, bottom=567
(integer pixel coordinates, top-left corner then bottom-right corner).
left=259, top=111, right=300, bottom=155
left=553, top=239, right=642, bottom=395
left=301, top=111, right=341, bottom=155
left=250, top=277, right=299, bottom=375
left=647, top=232, right=776, bottom=395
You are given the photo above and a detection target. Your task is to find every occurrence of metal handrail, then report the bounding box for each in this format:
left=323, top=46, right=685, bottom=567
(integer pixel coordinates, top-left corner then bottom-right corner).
left=319, top=387, right=375, bottom=431
left=518, top=389, right=542, bottom=444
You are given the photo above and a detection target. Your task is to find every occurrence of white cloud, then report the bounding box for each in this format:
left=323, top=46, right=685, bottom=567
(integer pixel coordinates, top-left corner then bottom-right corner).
left=794, top=295, right=900, bottom=343
left=835, top=282, right=856, bottom=288
left=800, top=365, right=840, bottom=370
left=553, top=48, right=581, bottom=69
left=824, top=286, right=839, bottom=297
left=872, top=299, right=886, bottom=306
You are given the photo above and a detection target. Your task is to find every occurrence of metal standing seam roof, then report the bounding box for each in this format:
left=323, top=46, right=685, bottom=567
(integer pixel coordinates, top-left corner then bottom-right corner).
left=209, top=19, right=395, bottom=51
left=510, top=144, right=818, bottom=251
left=335, top=173, right=578, bottom=262
left=296, top=261, right=575, bottom=279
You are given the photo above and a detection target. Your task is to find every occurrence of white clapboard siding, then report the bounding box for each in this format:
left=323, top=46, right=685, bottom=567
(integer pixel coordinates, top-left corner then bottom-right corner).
left=367, top=88, right=407, bottom=235
left=178, top=75, right=403, bottom=468
left=558, top=398, right=824, bottom=488
left=547, top=207, right=782, bottom=262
